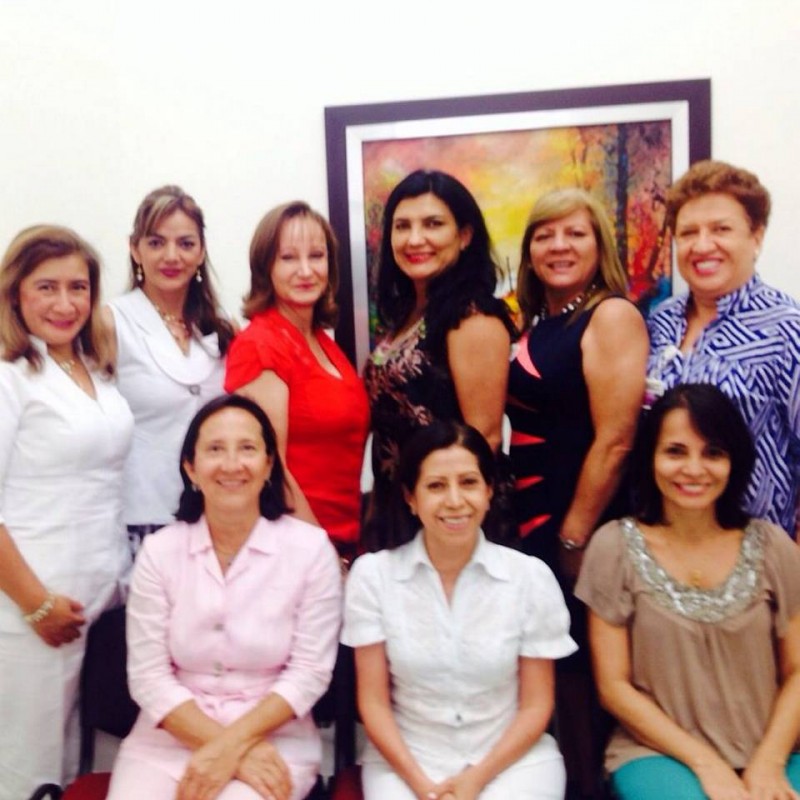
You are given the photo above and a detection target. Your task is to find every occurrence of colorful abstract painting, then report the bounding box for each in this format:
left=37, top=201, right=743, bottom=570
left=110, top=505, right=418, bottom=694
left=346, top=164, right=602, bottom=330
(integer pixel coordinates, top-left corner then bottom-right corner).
left=362, top=121, right=673, bottom=338
left=325, top=82, right=710, bottom=365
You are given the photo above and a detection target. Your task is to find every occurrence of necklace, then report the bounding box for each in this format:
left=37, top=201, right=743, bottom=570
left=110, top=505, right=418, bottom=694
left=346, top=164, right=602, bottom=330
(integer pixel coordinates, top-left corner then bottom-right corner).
left=54, top=357, right=77, bottom=375
left=534, top=282, right=598, bottom=326
left=153, top=302, right=190, bottom=350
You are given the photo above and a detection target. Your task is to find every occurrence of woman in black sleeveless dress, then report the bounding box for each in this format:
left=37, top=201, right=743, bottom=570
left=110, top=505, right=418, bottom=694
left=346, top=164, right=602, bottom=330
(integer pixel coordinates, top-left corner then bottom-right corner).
left=507, top=188, right=649, bottom=799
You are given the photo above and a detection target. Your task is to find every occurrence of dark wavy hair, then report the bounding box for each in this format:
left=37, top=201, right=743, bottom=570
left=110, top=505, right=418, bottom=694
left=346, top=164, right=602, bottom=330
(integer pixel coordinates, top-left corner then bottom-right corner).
left=376, top=170, right=514, bottom=362
left=176, top=394, right=291, bottom=522
left=632, top=384, right=755, bottom=529
left=129, top=185, right=234, bottom=354
left=379, top=420, right=502, bottom=550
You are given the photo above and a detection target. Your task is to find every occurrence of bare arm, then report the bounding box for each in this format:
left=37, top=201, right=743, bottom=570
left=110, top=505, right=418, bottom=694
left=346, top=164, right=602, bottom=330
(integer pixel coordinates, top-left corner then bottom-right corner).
left=0, top=523, right=85, bottom=647
left=236, top=371, right=319, bottom=526
left=169, top=694, right=295, bottom=800
left=437, top=658, right=555, bottom=799
left=743, top=612, right=800, bottom=799
left=356, top=643, right=440, bottom=799
left=589, top=611, right=749, bottom=800
left=447, top=313, right=511, bottom=452
left=560, top=299, right=648, bottom=551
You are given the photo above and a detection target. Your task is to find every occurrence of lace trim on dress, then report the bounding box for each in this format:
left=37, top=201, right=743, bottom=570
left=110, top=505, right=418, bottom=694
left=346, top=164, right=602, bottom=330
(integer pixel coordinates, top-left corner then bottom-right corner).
left=621, top=517, right=764, bottom=623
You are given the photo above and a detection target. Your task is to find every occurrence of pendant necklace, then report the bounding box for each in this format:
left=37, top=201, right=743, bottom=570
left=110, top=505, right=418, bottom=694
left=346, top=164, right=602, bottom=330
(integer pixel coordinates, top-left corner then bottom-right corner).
left=153, top=301, right=190, bottom=352
left=55, top=357, right=77, bottom=376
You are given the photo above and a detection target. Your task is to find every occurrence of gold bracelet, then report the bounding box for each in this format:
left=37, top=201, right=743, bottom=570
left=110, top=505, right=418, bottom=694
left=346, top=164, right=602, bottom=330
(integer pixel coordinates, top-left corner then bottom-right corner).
left=23, top=591, right=56, bottom=625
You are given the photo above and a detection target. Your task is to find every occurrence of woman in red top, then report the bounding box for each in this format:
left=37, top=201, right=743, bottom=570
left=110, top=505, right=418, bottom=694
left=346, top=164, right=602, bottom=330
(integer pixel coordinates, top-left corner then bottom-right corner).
left=225, top=202, right=369, bottom=559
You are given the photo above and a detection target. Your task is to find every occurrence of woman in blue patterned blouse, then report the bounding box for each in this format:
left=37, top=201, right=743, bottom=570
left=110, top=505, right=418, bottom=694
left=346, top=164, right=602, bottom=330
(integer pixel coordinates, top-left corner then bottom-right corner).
left=646, top=160, right=800, bottom=537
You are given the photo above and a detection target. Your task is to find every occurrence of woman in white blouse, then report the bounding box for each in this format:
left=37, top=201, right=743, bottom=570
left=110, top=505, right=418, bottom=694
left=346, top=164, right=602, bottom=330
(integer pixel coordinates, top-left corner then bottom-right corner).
left=0, top=225, right=133, bottom=798
left=104, top=186, right=233, bottom=550
left=342, top=421, right=576, bottom=800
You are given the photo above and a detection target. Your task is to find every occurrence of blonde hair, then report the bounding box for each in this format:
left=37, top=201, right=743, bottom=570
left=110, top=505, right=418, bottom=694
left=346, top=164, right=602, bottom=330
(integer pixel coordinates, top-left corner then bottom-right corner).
left=516, top=188, right=628, bottom=329
left=242, top=201, right=339, bottom=326
left=0, top=225, right=113, bottom=373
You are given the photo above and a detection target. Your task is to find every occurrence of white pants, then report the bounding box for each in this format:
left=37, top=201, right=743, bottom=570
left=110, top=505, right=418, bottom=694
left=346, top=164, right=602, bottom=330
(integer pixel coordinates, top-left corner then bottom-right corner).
left=362, top=754, right=566, bottom=799
left=0, top=627, right=85, bottom=800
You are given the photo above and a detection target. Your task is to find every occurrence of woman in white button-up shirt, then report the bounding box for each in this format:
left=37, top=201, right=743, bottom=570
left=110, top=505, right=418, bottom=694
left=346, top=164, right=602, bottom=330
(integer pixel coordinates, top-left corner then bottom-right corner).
left=0, top=225, right=134, bottom=799
left=343, top=421, right=576, bottom=800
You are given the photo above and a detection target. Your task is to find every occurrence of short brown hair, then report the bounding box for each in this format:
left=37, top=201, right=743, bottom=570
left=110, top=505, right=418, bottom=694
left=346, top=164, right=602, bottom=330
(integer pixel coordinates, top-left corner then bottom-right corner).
left=0, top=225, right=113, bottom=373
left=516, top=188, right=628, bottom=329
left=242, top=201, right=339, bottom=327
left=666, top=160, right=771, bottom=232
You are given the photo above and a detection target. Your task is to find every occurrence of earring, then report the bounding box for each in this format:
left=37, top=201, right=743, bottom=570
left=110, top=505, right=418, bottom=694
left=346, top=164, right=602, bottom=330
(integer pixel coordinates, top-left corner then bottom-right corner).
left=195, top=269, right=203, bottom=284
left=136, top=264, right=144, bottom=284
left=191, top=483, right=199, bottom=493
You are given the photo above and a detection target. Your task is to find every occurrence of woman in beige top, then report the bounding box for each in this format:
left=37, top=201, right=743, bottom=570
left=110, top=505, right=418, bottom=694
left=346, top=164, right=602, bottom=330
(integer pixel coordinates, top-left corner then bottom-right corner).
left=576, top=384, right=800, bottom=800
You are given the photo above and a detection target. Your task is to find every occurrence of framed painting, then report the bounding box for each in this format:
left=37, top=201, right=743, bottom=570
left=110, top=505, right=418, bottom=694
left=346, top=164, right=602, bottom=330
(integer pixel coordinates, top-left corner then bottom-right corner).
left=325, top=79, right=711, bottom=367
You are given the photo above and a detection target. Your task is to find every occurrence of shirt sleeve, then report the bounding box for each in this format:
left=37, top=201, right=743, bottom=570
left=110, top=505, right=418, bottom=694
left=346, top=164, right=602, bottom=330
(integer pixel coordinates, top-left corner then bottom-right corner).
left=125, top=536, right=196, bottom=724
left=341, top=553, right=386, bottom=647
left=269, top=531, right=343, bottom=718
left=0, top=364, right=25, bottom=527
left=574, top=519, right=634, bottom=626
left=761, top=520, right=800, bottom=636
left=224, top=320, right=296, bottom=393
left=520, top=558, right=578, bottom=659
left=780, top=315, right=800, bottom=445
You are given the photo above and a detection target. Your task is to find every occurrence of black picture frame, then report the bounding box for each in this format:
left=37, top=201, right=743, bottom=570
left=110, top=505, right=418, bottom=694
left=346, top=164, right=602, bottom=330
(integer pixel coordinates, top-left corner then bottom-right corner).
left=325, top=79, right=711, bottom=366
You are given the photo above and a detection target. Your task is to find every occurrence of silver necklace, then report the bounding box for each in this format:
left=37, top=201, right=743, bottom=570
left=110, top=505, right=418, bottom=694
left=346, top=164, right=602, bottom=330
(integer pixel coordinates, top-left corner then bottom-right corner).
left=534, top=282, right=598, bottom=326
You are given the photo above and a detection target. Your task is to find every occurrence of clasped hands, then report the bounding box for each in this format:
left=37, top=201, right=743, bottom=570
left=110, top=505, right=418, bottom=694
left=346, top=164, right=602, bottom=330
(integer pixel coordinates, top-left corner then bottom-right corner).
left=177, top=735, right=292, bottom=800
left=418, top=767, right=484, bottom=800
left=696, top=756, right=800, bottom=800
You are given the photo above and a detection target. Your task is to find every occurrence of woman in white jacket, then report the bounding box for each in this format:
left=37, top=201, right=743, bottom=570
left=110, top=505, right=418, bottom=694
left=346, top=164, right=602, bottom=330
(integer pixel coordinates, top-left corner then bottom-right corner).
left=104, top=186, right=233, bottom=550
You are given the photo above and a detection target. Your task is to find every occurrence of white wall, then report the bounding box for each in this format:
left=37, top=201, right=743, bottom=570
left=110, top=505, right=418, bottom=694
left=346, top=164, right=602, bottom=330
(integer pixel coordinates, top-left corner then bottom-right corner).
left=1, top=0, right=798, bottom=322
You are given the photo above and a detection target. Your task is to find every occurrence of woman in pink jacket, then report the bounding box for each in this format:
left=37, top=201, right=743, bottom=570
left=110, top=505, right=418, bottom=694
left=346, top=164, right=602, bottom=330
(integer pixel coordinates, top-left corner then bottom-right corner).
left=107, top=394, right=342, bottom=800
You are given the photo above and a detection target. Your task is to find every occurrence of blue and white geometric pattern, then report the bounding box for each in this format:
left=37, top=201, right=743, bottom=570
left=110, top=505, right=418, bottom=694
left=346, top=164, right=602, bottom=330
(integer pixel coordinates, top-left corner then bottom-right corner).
left=647, top=275, right=800, bottom=534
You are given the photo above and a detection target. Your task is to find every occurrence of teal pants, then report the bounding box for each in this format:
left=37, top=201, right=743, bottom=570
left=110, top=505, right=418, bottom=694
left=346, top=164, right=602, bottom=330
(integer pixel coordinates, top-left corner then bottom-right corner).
left=611, top=754, right=800, bottom=799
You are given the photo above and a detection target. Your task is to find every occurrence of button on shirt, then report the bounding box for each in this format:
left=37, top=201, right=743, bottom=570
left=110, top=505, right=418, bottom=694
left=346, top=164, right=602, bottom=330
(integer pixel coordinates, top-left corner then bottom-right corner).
left=647, top=276, right=800, bottom=534
left=342, top=532, right=576, bottom=779
left=117, top=515, right=342, bottom=781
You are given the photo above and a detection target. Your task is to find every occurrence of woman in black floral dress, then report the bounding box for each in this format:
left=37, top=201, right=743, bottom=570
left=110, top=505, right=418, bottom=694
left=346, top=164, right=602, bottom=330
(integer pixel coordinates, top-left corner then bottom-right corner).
left=363, top=170, right=515, bottom=550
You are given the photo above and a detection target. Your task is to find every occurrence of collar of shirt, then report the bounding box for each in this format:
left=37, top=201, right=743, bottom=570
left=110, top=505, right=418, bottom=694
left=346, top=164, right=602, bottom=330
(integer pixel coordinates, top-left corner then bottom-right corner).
left=662, top=274, right=762, bottom=326
left=129, top=287, right=221, bottom=357
left=188, top=515, right=279, bottom=557
left=392, top=530, right=511, bottom=583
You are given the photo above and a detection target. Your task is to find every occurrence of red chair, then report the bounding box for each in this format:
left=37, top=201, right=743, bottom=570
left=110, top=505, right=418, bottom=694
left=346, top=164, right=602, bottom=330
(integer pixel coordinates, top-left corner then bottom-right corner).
left=329, top=764, right=363, bottom=799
